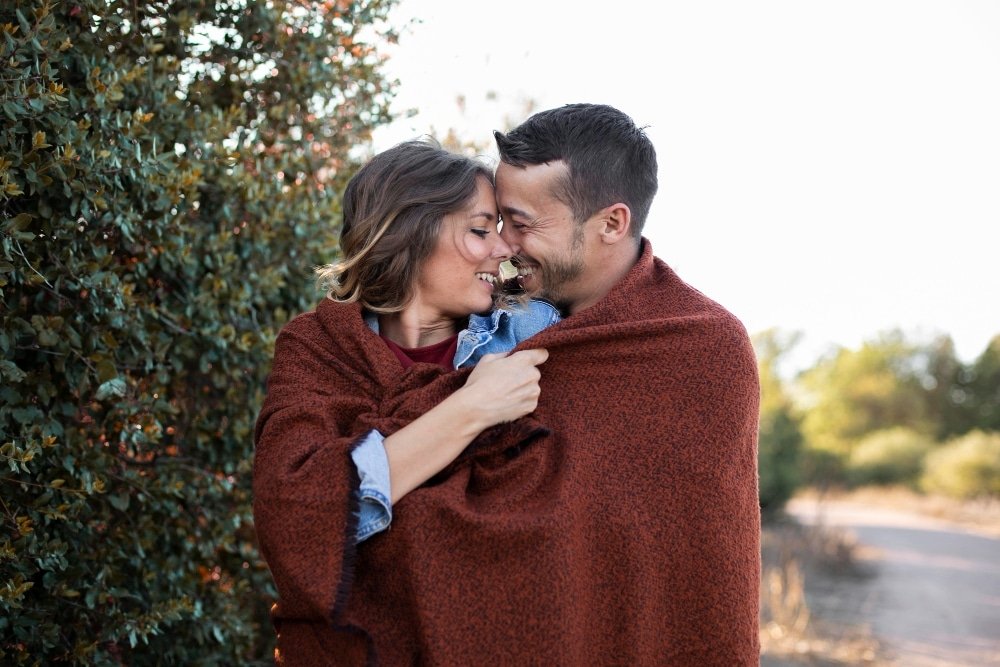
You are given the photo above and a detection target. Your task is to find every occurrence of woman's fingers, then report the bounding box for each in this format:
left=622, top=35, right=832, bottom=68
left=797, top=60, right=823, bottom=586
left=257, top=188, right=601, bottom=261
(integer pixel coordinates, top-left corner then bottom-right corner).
left=507, top=348, right=548, bottom=366
left=462, top=348, right=549, bottom=424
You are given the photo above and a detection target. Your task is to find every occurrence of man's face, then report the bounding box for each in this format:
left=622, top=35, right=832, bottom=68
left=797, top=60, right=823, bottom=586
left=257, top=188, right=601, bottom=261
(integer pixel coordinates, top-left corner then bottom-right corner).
left=495, top=161, right=590, bottom=312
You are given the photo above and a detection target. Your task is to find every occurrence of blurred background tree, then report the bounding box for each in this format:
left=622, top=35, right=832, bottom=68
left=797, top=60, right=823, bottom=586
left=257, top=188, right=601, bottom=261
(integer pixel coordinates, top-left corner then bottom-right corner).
left=1, top=0, right=396, bottom=663
left=944, top=335, right=1000, bottom=438
left=763, top=329, right=1000, bottom=504
left=846, top=427, right=934, bottom=488
left=921, top=430, right=1000, bottom=500
left=753, top=329, right=804, bottom=513
left=798, top=331, right=935, bottom=460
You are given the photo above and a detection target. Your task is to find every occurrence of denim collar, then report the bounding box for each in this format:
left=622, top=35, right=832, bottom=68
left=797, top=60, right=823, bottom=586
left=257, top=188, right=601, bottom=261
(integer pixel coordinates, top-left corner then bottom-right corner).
left=464, top=309, right=507, bottom=336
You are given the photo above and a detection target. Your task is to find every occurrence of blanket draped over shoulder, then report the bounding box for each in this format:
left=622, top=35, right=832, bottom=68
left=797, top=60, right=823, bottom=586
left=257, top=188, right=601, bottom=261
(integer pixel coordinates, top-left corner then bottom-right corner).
left=253, top=240, right=761, bottom=666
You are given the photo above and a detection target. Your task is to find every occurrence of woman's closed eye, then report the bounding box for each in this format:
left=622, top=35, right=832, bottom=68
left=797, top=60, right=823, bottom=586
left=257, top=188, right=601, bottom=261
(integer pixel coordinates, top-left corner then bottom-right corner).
left=470, top=228, right=490, bottom=238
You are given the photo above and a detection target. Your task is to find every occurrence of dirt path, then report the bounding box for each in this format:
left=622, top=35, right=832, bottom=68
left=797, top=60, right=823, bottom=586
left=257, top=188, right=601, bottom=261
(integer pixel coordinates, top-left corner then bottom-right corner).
left=788, top=498, right=1000, bottom=666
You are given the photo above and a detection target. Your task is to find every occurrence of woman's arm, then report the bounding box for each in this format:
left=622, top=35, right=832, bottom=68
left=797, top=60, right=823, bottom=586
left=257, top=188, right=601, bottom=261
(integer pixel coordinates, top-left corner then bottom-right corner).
left=383, top=348, right=548, bottom=503
left=253, top=317, right=379, bottom=621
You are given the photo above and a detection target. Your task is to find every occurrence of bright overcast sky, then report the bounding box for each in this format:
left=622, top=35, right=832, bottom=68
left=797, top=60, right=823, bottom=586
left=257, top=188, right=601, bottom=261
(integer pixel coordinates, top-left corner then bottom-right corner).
left=371, top=0, right=1000, bottom=372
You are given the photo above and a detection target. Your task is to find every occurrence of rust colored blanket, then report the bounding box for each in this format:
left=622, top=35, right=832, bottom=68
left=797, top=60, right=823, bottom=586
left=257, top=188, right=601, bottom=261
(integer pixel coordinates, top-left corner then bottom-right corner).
left=253, top=240, right=761, bottom=666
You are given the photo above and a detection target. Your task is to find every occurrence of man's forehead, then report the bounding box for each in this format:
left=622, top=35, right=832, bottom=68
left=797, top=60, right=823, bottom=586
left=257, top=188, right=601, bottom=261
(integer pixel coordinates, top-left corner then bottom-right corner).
left=496, top=160, right=568, bottom=203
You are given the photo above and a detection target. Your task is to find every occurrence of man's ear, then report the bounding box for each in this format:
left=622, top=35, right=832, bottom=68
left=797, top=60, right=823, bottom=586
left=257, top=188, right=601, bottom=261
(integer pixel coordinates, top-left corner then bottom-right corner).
left=598, top=203, right=632, bottom=244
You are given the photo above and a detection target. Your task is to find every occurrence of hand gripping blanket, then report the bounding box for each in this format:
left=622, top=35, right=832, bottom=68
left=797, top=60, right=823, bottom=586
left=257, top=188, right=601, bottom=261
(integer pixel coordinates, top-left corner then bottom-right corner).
left=253, top=239, right=761, bottom=666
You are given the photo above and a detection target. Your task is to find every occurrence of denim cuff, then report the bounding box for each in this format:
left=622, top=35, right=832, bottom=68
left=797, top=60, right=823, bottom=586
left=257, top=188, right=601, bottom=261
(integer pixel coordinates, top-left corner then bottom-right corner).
left=351, top=429, right=393, bottom=543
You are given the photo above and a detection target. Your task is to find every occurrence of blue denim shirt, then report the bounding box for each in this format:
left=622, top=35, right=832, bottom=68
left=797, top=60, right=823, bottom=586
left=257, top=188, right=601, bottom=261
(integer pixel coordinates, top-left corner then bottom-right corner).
left=455, top=299, right=562, bottom=368
left=352, top=300, right=561, bottom=542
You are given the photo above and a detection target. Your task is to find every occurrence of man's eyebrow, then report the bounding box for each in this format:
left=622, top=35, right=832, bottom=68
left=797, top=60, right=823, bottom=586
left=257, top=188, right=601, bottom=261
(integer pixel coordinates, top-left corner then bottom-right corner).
left=500, top=205, right=531, bottom=219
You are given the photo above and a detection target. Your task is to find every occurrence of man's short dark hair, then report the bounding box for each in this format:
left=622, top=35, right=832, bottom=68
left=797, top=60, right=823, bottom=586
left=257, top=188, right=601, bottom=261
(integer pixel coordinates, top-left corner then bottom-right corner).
left=494, top=104, right=658, bottom=236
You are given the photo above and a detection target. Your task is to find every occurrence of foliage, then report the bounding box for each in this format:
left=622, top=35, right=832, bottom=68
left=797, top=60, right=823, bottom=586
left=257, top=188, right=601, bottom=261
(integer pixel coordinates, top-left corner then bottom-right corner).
left=921, top=430, right=1000, bottom=500
left=846, top=427, right=933, bottom=488
left=0, top=0, right=396, bottom=663
left=798, top=331, right=938, bottom=459
left=942, top=335, right=1000, bottom=438
left=790, top=330, right=1000, bottom=491
left=753, top=329, right=804, bottom=512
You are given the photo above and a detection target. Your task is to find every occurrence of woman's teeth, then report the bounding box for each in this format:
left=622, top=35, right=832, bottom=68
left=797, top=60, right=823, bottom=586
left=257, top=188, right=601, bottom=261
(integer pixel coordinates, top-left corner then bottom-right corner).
left=476, top=272, right=497, bottom=284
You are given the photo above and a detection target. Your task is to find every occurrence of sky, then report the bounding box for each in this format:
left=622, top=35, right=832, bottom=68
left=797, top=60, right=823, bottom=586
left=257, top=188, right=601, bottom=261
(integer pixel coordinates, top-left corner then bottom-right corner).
left=370, top=0, right=1000, bottom=373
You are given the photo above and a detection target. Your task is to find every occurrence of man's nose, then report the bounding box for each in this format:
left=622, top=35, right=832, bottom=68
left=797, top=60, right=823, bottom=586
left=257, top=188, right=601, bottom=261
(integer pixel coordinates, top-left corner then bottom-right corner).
left=499, top=223, right=521, bottom=256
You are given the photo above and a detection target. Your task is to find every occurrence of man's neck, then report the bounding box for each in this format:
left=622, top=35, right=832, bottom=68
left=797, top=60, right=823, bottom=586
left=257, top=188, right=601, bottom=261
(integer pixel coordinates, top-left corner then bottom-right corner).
left=567, top=241, right=641, bottom=315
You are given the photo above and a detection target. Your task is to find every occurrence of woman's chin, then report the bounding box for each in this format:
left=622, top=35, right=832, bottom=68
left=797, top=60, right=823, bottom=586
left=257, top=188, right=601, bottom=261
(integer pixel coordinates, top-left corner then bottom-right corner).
left=467, top=295, right=495, bottom=316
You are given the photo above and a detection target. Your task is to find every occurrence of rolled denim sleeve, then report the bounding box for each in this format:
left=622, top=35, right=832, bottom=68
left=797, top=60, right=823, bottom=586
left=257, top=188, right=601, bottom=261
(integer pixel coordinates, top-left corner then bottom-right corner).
left=350, top=429, right=393, bottom=543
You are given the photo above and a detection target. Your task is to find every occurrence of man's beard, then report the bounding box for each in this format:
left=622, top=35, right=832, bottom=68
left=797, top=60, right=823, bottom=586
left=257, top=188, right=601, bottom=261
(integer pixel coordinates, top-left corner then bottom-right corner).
left=532, top=225, right=585, bottom=311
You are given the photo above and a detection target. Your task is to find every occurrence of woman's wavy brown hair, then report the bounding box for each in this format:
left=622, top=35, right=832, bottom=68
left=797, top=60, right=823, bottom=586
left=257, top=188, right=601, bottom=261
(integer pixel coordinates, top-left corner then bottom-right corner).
left=316, top=140, right=493, bottom=313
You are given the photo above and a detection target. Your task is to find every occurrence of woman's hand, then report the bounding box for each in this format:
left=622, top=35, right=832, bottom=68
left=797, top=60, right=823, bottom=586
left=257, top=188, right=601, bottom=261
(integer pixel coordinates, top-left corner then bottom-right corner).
left=458, top=349, right=549, bottom=427
left=382, top=348, right=548, bottom=503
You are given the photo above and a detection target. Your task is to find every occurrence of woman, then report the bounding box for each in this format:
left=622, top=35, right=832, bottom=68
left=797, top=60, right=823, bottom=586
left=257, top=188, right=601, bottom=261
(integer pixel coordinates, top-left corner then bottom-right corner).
left=252, top=141, right=555, bottom=659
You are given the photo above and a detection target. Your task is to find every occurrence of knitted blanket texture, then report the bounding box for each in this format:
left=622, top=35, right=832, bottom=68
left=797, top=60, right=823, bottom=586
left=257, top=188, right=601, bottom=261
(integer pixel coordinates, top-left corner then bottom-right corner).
left=253, top=240, right=761, bottom=666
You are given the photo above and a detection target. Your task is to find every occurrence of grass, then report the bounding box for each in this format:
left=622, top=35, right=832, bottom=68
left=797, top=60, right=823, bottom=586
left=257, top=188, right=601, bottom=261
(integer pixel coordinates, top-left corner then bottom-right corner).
left=760, top=515, right=887, bottom=666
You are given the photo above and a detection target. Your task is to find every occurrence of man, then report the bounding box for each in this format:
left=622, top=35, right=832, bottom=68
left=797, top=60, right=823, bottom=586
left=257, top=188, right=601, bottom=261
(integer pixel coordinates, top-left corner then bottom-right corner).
left=494, top=104, right=660, bottom=318
left=489, top=103, right=761, bottom=663
left=292, top=104, right=760, bottom=665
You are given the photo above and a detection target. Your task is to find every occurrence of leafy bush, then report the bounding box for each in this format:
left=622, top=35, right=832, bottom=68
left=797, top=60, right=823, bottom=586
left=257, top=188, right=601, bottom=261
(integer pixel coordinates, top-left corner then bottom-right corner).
left=758, top=406, right=802, bottom=512
left=798, top=331, right=958, bottom=456
left=1, top=0, right=395, bottom=663
left=942, top=335, right=1000, bottom=438
left=846, top=427, right=933, bottom=487
left=921, top=430, right=1000, bottom=500
left=796, top=445, right=848, bottom=490
left=753, top=330, right=804, bottom=512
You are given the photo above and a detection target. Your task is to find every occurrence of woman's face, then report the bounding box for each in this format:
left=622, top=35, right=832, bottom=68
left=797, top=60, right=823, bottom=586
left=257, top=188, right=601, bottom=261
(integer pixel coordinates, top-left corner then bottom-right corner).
left=413, top=176, right=512, bottom=320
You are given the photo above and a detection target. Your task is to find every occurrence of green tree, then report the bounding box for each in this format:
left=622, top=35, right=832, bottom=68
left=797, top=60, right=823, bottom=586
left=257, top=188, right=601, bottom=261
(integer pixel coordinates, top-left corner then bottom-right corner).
left=944, top=335, right=1000, bottom=437
left=912, top=334, right=964, bottom=439
left=921, top=430, right=1000, bottom=499
left=846, top=427, right=933, bottom=487
left=799, top=330, right=937, bottom=460
left=1, top=0, right=395, bottom=662
left=752, top=329, right=803, bottom=512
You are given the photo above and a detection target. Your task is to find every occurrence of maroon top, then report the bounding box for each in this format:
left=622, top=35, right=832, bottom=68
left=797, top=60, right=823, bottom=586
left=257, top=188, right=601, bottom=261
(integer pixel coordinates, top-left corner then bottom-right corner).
left=380, top=333, right=458, bottom=370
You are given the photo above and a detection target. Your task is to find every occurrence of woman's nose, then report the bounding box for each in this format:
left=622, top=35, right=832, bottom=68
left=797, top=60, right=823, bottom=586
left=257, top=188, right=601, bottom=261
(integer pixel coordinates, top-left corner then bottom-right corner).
left=491, top=234, right=513, bottom=260
left=499, top=224, right=520, bottom=256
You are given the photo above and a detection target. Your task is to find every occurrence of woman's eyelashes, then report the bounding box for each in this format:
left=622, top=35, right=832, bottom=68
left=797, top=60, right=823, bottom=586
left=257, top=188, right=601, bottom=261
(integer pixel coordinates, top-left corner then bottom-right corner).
left=470, top=228, right=490, bottom=238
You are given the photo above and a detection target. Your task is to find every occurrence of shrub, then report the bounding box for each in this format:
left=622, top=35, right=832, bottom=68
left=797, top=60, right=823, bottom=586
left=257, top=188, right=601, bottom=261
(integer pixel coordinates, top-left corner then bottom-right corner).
left=753, top=330, right=804, bottom=512
left=846, top=427, right=933, bottom=487
left=758, top=407, right=802, bottom=512
left=921, top=430, right=1000, bottom=500
left=796, top=446, right=848, bottom=490
left=0, top=0, right=395, bottom=663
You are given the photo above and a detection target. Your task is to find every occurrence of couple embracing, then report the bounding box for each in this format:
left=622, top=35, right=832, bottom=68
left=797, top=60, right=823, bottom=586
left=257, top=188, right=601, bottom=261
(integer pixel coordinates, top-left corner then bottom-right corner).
left=253, top=103, right=761, bottom=666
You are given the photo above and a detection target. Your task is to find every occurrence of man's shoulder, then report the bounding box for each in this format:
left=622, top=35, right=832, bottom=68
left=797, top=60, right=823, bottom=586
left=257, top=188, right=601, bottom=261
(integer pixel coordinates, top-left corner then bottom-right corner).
left=641, top=255, right=747, bottom=325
